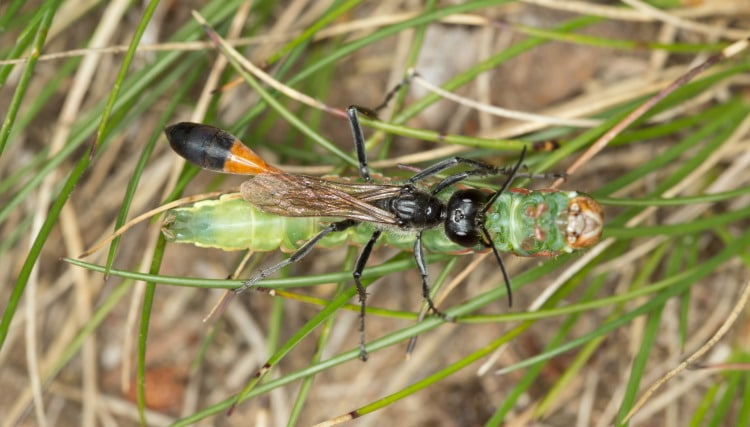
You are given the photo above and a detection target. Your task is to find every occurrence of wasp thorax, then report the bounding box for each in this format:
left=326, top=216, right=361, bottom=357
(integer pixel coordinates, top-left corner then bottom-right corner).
left=382, top=187, right=446, bottom=229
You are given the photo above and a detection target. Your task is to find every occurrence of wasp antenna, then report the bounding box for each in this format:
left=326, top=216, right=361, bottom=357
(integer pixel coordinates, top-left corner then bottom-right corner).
left=482, top=228, right=512, bottom=307
left=483, top=146, right=527, bottom=213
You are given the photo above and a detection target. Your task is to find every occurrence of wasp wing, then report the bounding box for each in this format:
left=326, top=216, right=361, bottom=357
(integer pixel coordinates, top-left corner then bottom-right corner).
left=240, top=173, right=403, bottom=225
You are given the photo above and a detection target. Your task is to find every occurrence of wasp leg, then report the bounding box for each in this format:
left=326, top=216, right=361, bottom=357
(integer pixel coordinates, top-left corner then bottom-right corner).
left=407, top=145, right=560, bottom=195
left=346, top=106, right=373, bottom=183
left=409, top=156, right=510, bottom=185
left=372, top=74, right=414, bottom=112
left=345, top=72, right=416, bottom=181
left=413, top=231, right=452, bottom=321
left=352, top=229, right=382, bottom=361
left=235, top=219, right=358, bottom=294
left=480, top=228, right=514, bottom=307
left=484, top=146, right=527, bottom=209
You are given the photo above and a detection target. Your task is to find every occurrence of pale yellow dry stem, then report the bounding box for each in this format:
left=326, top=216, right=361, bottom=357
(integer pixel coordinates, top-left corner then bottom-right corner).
left=409, top=69, right=600, bottom=128
left=78, top=191, right=231, bottom=257
left=523, top=0, right=749, bottom=38
left=577, top=371, right=599, bottom=427
left=192, top=10, right=345, bottom=118
left=622, top=0, right=748, bottom=38
left=623, top=275, right=750, bottom=423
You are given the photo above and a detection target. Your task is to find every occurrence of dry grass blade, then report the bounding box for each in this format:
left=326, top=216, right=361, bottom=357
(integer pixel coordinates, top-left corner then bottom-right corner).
left=623, top=276, right=750, bottom=423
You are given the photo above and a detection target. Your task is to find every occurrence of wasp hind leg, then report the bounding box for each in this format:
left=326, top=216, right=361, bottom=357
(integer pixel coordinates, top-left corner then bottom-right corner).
left=414, top=231, right=452, bottom=321
left=351, top=229, right=382, bottom=361
left=235, top=219, right=358, bottom=294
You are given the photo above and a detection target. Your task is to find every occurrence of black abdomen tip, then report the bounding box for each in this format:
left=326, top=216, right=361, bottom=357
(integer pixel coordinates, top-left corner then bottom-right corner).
left=164, top=122, right=235, bottom=172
